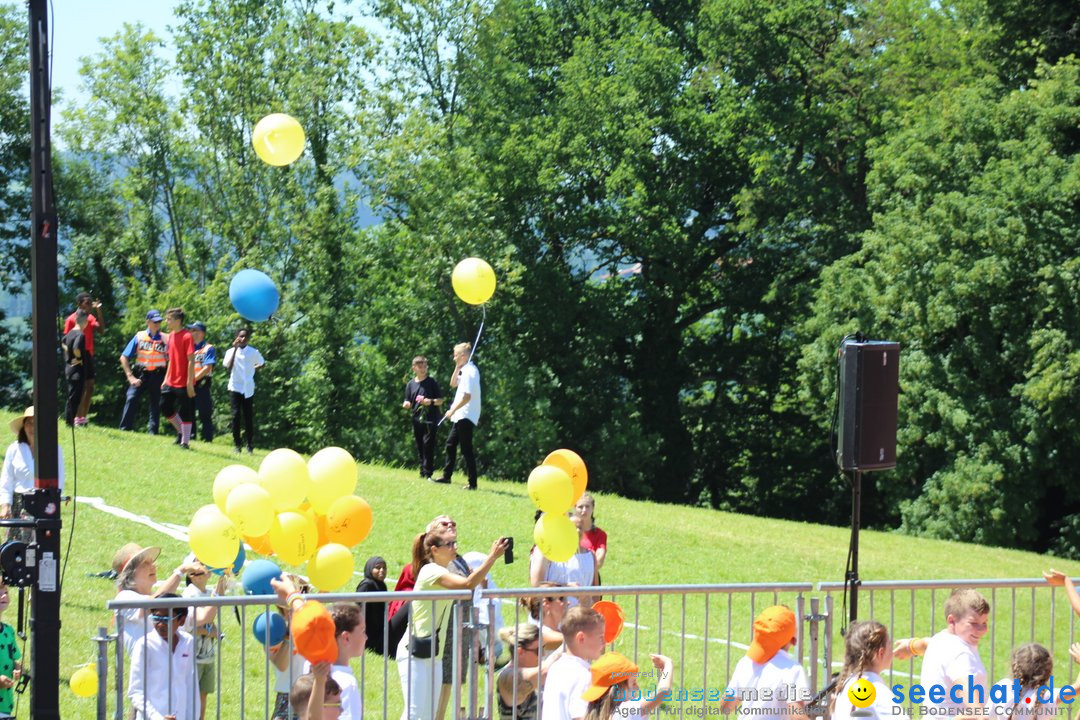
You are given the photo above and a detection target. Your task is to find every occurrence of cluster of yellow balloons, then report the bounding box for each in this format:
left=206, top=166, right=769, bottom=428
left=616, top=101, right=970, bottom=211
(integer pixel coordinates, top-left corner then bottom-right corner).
left=252, top=113, right=306, bottom=166
left=528, top=449, right=588, bottom=562
left=189, top=447, right=374, bottom=591
left=452, top=257, right=497, bottom=305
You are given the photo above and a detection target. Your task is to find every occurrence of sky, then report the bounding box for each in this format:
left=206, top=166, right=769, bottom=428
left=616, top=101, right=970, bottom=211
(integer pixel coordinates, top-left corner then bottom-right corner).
left=50, top=0, right=178, bottom=110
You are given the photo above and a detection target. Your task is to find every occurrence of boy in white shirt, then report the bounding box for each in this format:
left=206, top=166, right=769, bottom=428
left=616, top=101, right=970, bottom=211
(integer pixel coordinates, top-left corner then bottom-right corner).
left=223, top=328, right=265, bottom=454
left=128, top=595, right=199, bottom=720
left=918, top=589, right=990, bottom=713
left=541, top=606, right=606, bottom=720
left=722, top=605, right=810, bottom=720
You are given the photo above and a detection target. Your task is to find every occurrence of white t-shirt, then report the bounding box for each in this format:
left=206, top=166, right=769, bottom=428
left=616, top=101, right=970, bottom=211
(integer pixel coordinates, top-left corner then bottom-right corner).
left=542, top=548, right=596, bottom=608
left=833, top=672, right=903, bottom=720
left=727, top=649, right=811, bottom=720
left=1, top=441, right=65, bottom=504
left=450, top=362, right=481, bottom=424
left=116, top=589, right=152, bottom=655
left=332, top=665, right=362, bottom=720
left=541, top=653, right=592, bottom=720
left=989, top=679, right=1065, bottom=718
left=224, top=346, right=265, bottom=398
left=128, top=628, right=199, bottom=720
left=276, top=646, right=306, bottom=693
left=920, top=630, right=987, bottom=711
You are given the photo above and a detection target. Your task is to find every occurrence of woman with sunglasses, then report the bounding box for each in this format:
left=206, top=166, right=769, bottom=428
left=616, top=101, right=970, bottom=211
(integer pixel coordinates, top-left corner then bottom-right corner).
left=397, top=526, right=508, bottom=720
left=496, top=623, right=564, bottom=720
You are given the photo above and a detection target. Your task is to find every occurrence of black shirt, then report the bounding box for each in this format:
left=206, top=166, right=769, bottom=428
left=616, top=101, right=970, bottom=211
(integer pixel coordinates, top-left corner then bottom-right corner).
left=63, top=329, right=90, bottom=378
left=404, top=376, right=442, bottom=423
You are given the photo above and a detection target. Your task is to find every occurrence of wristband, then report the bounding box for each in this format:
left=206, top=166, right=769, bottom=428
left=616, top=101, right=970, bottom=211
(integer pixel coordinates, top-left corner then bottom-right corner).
left=286, top=592, right=303, bottom=610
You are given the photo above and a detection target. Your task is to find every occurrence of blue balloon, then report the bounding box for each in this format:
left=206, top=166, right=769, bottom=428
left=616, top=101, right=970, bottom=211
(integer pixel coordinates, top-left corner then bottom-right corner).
left=229, top=269, right=280, bottom=322
left=211, top=544, right=245, bottom=576
left=241, top=559, right=282, bottom=596
left=253, top=611, right=287, bottom=646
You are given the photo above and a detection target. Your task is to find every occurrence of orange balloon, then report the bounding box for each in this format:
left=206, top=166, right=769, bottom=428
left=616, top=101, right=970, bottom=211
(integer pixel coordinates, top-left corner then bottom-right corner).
left=245, top=533, right=274, bottom=555
left=326, top=495, right=373, bottom=547
left=543, top=449, right=588, bottom=502
left=315, top=512, right=330, bottom=546
left=592, top=600, right=625, bottom=644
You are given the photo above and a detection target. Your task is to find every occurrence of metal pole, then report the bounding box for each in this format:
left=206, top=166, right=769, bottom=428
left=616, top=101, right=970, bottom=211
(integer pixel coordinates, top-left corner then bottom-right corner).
left=27, top=0, right=63, bottom=717
left=94, top=627, right=114, bottom=720
left=847, top=470, right=861, bottom=623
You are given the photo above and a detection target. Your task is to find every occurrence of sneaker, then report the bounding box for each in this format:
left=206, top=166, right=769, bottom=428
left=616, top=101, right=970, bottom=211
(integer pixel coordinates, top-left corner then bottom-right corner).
left=180, top=443, right=191, bottom=450
left=429, top=477, right=451, bottom=485
left=74, top=416, right=88, bottom=426
left=246, top=447, right=254, bottom=455
left=234, top=447, right=243, bottom=454
left=461, top=484, right=477, bottom=491
left=174, top=434, right=181, bottom=445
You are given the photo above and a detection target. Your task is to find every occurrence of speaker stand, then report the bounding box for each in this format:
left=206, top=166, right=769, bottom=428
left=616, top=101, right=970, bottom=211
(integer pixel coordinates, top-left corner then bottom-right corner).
left=845, top=470, right=862, bottom=623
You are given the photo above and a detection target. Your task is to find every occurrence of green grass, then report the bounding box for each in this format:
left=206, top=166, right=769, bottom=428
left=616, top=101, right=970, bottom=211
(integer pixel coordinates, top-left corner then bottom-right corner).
left=9, top=416, right=1080, bottom=718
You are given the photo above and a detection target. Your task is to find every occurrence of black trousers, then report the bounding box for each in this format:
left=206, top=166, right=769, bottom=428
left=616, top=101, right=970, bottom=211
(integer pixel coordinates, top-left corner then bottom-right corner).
left=193, top=381, right=214, bottom=441
left=442, top=419, right=477, bottom=487
left=65, top=372, right=85, bottom=426
left=160, top=385, right=193, bottom=423
left=119, top=369, right=165, bottom=433
left=230, top=391, right=255, bottom=450
left=412, top=419, right=437, bottom=477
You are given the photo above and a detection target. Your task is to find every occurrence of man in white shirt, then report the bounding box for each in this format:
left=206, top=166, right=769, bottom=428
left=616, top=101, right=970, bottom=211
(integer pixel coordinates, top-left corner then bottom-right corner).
left=222, top=328, right=265, bottom=454
left=128, top=597, right=200, bottom=720
left=436, top=342, right=482, bottom=490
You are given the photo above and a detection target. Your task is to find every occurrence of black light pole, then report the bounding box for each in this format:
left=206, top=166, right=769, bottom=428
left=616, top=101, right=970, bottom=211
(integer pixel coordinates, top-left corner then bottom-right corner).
left=847, top=470, right=861, bottom=623
left=27, top=0, right=63, bottom=717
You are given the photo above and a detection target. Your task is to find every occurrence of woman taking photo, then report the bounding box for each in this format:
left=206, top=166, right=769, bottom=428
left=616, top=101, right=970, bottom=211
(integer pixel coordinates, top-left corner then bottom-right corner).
left=396, top=528, right=508, bottom=720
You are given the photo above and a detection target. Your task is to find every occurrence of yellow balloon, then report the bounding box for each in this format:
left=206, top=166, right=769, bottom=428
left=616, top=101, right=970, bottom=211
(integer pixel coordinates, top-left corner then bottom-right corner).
left=213, top=464, right=258, bottom=513
left=326, top=495, right=373, bottom=547
left=306, top=543, right=354, bottom=591
left=451, top=258, right=496, bottom=305
left=268, top=511, right=318, bottom=566
left=225, top=482, right=275, bottom=537
left=533, top=513, right=578, bottom=563
left=70, top=665, right=98, bottom=697
left=188, top=504, right=240, bottom=569
left=527, top=465, right=574, bottom=513
left=258, top=449, right=311, bottom=511
left=307, top=447, right=358, bottom=514
left=543, top=449, right=588, bottom=503
left=252, top=113, right=306, bottom=166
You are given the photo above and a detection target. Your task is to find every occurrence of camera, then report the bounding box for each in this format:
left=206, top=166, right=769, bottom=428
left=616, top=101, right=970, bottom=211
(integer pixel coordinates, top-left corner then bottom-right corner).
left=502, top=537, right=514, bottom=564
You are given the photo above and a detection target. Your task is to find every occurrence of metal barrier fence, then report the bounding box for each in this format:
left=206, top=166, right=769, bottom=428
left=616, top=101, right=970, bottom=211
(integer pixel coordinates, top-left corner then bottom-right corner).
left=101, top=577, right=1077, bottom=719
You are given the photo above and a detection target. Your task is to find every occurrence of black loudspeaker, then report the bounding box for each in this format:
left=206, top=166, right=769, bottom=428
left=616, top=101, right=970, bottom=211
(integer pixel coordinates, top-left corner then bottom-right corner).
left=836, top=340, right=900, bottom=471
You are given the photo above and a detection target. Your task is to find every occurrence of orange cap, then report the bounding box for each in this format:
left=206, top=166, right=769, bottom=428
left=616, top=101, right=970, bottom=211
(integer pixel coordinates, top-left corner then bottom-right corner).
left=746, top=606, right=796, bottom=664
left=290, top=600, right=337, bottom=664
left=581, top=652, right=639, bottom=703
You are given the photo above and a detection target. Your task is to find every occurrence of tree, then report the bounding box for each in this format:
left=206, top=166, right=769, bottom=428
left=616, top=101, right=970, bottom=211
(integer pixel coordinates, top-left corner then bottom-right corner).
left=0, top=3, right=29, bottom=296
left=801, top=60, right=1080, bottom=552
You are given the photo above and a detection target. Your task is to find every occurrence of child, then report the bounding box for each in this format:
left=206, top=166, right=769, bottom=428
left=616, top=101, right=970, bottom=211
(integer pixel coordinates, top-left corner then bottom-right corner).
left=62, top=310, right=91, bottom=426
left=831, top=620, right=902, bottom=720
left=323, top=604, right=366, bottom=720
left=919, top=589, right=990, bottom=712
left=128, top=594, right=199, bottom=720
left=290, top=662, right=343, bottom=720
left=180, top=556, right=228, bottom=720
left=582, top=652, right=673, bottom=720
left=541, top=606, right=607, bottom=720
left=989, top=643, right=1080, bottom=716
left=722, top=605, right=810, bottom=720
left=0, top=583, right=21, bottom=719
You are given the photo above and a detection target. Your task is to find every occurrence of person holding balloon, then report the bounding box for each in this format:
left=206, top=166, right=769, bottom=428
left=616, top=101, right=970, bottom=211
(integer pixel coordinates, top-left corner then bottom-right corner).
left=180, top=556, right=229, bottom=720
left=223, top=328, right=265, bottom=455
left=113, top=542, right=202, bottom=655
left=530, top=513, right=599, bottom=609
left=397, top=528, right=509, bottom=720
left=437, top=342, right=481, bottom=490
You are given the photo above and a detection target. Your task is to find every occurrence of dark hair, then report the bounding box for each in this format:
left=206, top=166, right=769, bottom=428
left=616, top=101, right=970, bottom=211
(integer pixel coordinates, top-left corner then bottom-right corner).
left=330, top=603, right=364, bottom=636
left=522, top=582, right=564, bottom=620
left=289, top=673, right=342, bottom=715
left=165, top=307, right=185, bottom=322
left=831, top=621, right=889, bottom=711
left=17, top=426, right=30, bottom=445
left=152, top=592, right=188, bottom=621
left=75, top=292, right=92, bottom=304
left=410, top=529, right=451, bottom=576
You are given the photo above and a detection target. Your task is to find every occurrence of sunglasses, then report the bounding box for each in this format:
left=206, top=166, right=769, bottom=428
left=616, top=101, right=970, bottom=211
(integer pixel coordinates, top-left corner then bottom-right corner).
left=521, top=644, right=540, bottom=653
left=438, top=520, right=456, bottom=528
left=189, top=570, right=208, bottom=577
left=433, top=540, right=458, bottom=549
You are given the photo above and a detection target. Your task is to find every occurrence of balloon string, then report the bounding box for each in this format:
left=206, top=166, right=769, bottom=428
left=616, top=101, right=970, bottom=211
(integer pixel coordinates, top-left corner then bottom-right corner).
left=468, top=304, right=485, bottom=363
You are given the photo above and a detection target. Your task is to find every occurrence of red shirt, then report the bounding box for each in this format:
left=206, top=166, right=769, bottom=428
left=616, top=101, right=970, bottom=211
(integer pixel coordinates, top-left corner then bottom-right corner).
left=581, top=527, right=607, bottom=553
left=64, top=312, right=100, bottom=355
left=164, top=329, right=195, bottom=388
left=387, top=564, right=416, bottom=619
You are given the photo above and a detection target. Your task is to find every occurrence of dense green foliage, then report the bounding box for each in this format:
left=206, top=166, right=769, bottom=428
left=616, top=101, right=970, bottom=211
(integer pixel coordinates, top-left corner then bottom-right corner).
left=1, top=0, right=1076, bottom=554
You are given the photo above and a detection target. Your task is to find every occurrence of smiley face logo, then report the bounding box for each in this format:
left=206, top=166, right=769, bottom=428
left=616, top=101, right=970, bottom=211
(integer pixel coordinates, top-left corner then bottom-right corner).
left=848, top=677, right=876, bottom=708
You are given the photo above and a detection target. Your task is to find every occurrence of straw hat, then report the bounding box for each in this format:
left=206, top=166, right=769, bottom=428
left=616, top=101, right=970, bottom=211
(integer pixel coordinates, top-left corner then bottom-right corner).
left=112, top=542, right=161, bottom=577
left=9, top=407, right=34, bottom=436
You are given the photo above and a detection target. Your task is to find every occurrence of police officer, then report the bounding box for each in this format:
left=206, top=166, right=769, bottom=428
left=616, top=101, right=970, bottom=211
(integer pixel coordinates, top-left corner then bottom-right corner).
left=118, top=310, right=168, bottom=434
left=189, top=321, right=216, bottom=442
